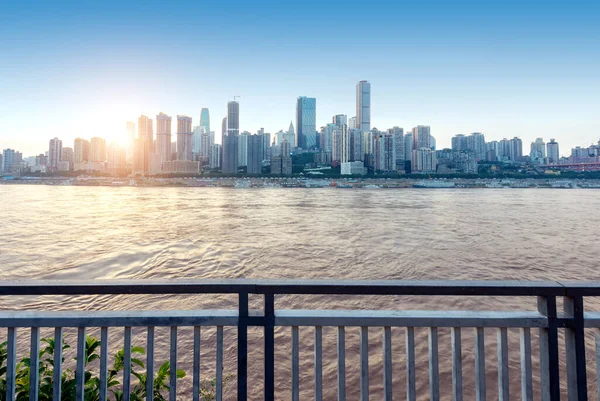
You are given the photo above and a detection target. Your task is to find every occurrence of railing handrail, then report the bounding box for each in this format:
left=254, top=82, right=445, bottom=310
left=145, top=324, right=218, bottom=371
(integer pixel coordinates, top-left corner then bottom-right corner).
left=2, top=279, right=600, bottom=296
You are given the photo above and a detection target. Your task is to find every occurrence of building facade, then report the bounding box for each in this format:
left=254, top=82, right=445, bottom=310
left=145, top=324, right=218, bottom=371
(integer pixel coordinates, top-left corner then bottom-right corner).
left=356, top=81, right=371, bottom=132
left=296, top=96, right=316, bottom=149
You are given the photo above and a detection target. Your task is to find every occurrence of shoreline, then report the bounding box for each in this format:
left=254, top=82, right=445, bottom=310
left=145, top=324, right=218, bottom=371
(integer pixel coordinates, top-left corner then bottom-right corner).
left=2, top=176, right=600, bottom=189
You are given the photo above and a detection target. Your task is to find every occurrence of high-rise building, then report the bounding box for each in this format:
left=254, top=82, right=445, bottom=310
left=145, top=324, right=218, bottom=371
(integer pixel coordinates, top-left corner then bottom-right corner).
left=200, top=131, right=215, bottom=158
left=296, top=96, right=316, bottom=149
left=259, top=130, right=271, bottom=162
left=222, top=117, right=227, bottom=138
left=222, top=134, right=239, bottom=174
left=210, top=144, right=221, bottom=169
left=348, top=116, right=357, bottom=130
left=509, top=137, right=523, bottom=161
left=452, top=134, right=468, bottom=152
left=333, top=114, right=348, bottom=128
left=466, top=133, right=486, bottom=161
left=107, top=143, right=126, bottom=173
left=404, top=134, right=413, bottom=162
left=547, top=139, right=560, bottom=164
left=227, top=101, right=240, bottom=136
left=238, top=131, right=249, bottom=167
left=48, top=137, right=62, bottom=171
left=530, top=138, right=546, bottom=160
left=133, top=138, right=146, bottom=175
left=271, top=139, right=292, bottom=175
left=138, top=115, right=153, bottom=173
left=356, top=81, right=371, bottom=132
left=90, top=137, right=106, bottom=163
left=74, top=138, right=90, bottom=163
left=2, top=149, right=16, bottom=173
left=247, top=135, right=263, bottom=174
left=156, top=112, right=172, bottom=166
left=412, top=126, right=431, bottom=150
left=332, top=125, right=343, bottom=162
left=176, top=115, right=193, bottom=161
left=338, top=125, right=350, bottom=163
left=374, top=132, right=396, bottom=172
left=412, top=148, right=437, bottom=172
left=61, top=147, right=74, bottom=171
left=350, top=129, right=364, bottom=162
left=320, top=124, right=336, bottom=154
left=200, top=108, right=210, bottom=133
left=389, top=127, right=404, bottom=166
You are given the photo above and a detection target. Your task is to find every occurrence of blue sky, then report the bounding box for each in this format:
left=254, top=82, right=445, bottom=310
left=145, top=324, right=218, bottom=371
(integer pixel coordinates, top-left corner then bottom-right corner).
left=1, top=0, right=599, bottom=156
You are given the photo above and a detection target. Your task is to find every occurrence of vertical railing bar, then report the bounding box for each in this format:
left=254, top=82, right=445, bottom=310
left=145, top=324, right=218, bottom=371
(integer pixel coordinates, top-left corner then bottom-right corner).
left=123, top=326, right=132, bottom=401
left=360, top=326, right=369, bottom=401
left=474, top=327, right=486, bottom=401
left=595, top=329, right=600, bottom=401
left=383, top=326, right=392, bottom=401
left=497, top=327, right=509, bottom=401
left=315, top=326, right=323, bottom=401
left=237, top=292, right=248, bottom=401
left=53, top=327, right=64, bottom=401
left=292, top=326, right=300, bottom=401
left=100, top=327, right=108, bottom=401
left=216, top=326, right=224, bottom=401
left=337, top=326, right=346, bottom=401
left=76, top=327, right=86, bottom=401
left=193, top=326, right=201, bottom=401
left=406, top=326, right=416, bottom=401
left=29, top=327, right=40, bottom=401
left=146, top=327, right=154, bottom=401
left=564, top=296, right=588, bottom=401
left=520, top=327, right=533, bottom=401
left=6, top=327, right=16, bottom=401
left=538, top=296, right=560, bottom=401
left=264, top=293, right=275, bottom=401
left=451, top=327, right=463, bottom=401
left=169, top=326, right=177, bottom=401
left=429, top=327, right=440, bottom=401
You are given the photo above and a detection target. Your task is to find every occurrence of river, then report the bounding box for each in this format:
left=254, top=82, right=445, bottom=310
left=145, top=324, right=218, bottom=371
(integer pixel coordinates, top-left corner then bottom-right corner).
left=1, top=186, right=598, bottom=400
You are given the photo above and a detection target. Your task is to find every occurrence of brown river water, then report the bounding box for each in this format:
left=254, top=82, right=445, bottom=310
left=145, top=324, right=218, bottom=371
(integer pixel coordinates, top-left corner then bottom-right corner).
left=1, top=185, right=599, bottom=400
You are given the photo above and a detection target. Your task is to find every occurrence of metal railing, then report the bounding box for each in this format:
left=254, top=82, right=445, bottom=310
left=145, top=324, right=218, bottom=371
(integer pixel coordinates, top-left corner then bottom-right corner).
left=0, top=279, right=598, bottom=400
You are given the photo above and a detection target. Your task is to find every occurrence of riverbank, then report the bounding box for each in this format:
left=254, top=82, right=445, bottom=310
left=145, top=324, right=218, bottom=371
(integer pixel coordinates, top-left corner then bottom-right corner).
left=2, top=176, right=600, bottom=189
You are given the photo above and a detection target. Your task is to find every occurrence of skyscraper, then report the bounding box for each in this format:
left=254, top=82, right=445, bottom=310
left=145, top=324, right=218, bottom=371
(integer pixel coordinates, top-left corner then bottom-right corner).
left=138, top=115, right=153, bottom=173
left=389, top=127, right=404, bottom=166
left=348, top=116, right=357, bottom=130
left=247, top=134, right=263, bottom=174
left=61, top=147, right=74, bottom=171
left=200, top=108, right=210, bottom=133
left=509, top=137, right=523, bottom=161
left=452, top=134, right=467, bottom=151
left=210, top=144, right=222, bottom=169
left=156, top=112, right=172, bottom=166
left=466, top=133, right=486, bottom=161
left=333, top=114, right=348, bottom=128
left=227, top=101, right=240, bottom=136
left=356, top=81, right=371, bottom=132
left=412, top=126, right=431, bottom=150
left=296, top=96, right=316, bottom=149
left=48, top=137, right=62, bottom=171
left=530, top=138, right=546, bottom=160
left=176, top=115, right=193, bottom=161
left=90, top=137, right=106, bottom=163
left=338, top=125, right=350, bottom=163
left=238, top=131, right=249, bottom=167
left=222, top=134, right=238, bottom=174
left=126, top=121, right=136, bottom=163
left=74, top=138, right=90, bottom=164
left=2, top=149, right=16, bottom=173
left=547, top=139, right=560, bottom=164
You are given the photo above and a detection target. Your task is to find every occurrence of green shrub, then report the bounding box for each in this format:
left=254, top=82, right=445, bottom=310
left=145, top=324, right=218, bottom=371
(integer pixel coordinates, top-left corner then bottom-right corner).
left=0, top=335, right=225, bottom=401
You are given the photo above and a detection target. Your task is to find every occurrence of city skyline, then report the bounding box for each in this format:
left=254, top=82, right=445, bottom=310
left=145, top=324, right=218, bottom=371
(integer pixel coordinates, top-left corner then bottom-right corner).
left=1, top=1, right=599, bottom=156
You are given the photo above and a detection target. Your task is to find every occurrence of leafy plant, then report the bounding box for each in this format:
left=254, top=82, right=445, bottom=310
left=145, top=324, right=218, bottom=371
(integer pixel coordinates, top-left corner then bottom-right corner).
left=0, top=335, right=225, bottom=401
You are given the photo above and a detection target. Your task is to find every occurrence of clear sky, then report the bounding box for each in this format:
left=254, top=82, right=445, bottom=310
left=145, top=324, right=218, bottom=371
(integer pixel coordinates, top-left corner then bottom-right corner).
left=1, top=0, right=599, bottom=156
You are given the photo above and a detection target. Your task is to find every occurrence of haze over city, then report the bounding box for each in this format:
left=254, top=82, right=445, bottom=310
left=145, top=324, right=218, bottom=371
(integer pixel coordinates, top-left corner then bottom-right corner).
left=2, top=0, right=599, bottom=156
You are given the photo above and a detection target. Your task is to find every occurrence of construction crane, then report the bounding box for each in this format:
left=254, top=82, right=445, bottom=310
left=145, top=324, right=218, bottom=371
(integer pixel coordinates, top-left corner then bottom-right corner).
left=233, top=96, right=241, bottom=101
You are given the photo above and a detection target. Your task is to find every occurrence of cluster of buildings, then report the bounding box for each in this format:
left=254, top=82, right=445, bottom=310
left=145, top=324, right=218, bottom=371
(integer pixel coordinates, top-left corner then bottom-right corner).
left=3, top=80, right=600, bottom=177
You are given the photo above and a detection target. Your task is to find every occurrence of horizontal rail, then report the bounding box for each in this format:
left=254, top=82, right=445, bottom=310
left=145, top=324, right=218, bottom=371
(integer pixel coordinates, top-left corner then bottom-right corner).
left=0, top=309, right=554, bottom=328
left=0, top=279, right=595, bottom=296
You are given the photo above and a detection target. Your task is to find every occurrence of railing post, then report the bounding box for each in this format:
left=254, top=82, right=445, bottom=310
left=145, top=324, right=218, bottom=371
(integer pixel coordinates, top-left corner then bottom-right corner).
left=238, top=292, right=248, bottom=401
left=538, top=296, right=560, bottom=401
left=564, top=296, right=588, bottom=401
left=264, top=293, right=275, bottom=401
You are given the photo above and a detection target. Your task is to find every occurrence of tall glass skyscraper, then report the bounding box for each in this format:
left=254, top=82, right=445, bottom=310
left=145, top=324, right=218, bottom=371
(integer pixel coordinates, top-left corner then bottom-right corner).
left=296, top=96, right=316, bottom=149
left=356, top=81, right=371, bottom=132
left=200, top=108, right=210, bottom=133
left=227, top=101, right=240, bottom=136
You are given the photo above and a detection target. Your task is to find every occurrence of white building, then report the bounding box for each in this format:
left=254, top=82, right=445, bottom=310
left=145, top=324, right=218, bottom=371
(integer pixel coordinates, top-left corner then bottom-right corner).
left=412, top=148, right=437, bottom=173
left=341, top=161, right=367, bottom=175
